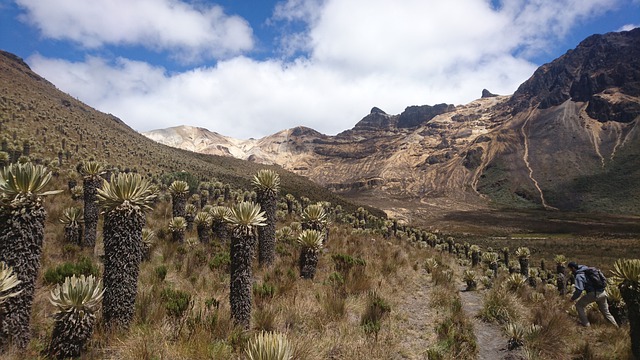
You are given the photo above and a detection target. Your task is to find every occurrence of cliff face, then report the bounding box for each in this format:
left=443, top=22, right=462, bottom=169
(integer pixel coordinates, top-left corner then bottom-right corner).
left=144, top=29, right=640, bottom=216
left=509, top=28, right=640, bottom=120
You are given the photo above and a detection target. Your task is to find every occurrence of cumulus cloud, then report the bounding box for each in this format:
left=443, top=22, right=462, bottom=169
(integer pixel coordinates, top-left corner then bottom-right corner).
left=24, top=0, right=628, bottom=139
left=15, top=0, right=254, bottom=62
left=29, top=52, right=534, bottom=139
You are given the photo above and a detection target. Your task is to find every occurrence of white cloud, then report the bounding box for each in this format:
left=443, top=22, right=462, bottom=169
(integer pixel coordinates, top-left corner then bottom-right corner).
left=28, top=52, right=534, bottom=139
left=15, top=0, right=254, bottom=62
left=618, top=24, right=639, bottom=31
left=25, top=0, right=626, bottom=139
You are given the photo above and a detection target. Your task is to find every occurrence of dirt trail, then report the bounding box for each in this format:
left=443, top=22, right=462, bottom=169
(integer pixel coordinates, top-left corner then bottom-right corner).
left=458, top=283, right=524, bottom=360
left=391, top=268, right=437, bottom=359
left=391, top=267, right=522, bottom=359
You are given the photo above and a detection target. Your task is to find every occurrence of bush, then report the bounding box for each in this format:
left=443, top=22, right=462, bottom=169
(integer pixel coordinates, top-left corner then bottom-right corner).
left=253, top=282, right=276, bottom=307
left=43, top=256, right=99, bottom=285
left=361, top=291, right=391, bottom=340
left=161, top=288, right=192, bottom=318
left=332, top=253, right=366, bottom=276
left=161, top=171, right=199, bottom=195
left=155, top=265, right=168, bottom=281
left=209, top=252, right=231, bottom=271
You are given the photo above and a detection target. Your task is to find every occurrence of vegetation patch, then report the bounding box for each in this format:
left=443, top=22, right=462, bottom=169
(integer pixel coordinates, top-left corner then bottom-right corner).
left=43, top=256, right=99, bottom=285
left=161, top=288, right=192, bottom=318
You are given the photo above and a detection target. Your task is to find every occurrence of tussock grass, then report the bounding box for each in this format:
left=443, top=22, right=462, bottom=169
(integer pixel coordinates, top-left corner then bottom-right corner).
left=478, top=287, right=522, bottom=325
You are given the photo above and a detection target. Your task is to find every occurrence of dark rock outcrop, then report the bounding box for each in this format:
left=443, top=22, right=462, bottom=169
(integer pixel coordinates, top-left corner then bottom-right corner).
left=482, top=89, right=498, bottom=98
left=509, top=28, right=640, bottom=123
left=463, top=148, right=483, bottom=170
left=351, top=107, right=396, bottom=131
left=290, top=126, right=323, bottom=137
left=586, top=93, right=640, bottom=123
left=397, top=103, right=455, bottom=128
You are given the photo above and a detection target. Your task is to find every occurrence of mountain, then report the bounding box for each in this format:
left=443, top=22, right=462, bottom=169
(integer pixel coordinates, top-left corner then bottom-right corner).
left=144, top=28, right=640, bottom=220
left=0, top=50, right=381, bottom=216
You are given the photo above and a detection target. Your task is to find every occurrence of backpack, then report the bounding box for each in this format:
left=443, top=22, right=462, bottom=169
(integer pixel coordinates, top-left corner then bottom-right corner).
left=584, top=267, right=607, bottom=290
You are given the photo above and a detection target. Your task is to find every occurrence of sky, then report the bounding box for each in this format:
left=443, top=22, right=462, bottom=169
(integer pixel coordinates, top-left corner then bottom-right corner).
left=0, top=0, right=639, bottom=139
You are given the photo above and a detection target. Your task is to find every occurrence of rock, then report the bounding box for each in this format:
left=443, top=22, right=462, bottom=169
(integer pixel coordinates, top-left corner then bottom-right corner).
left=586, top=94, right=640, bottom=123
left=351, top=110, right=394, bottom=132
left=290, top=126, right=323, bottom=137
left=482, top=89, right=498, bottom=98
left=397, top=103, right=455, bottom=128
left=463, top=148, right=483, bottom=170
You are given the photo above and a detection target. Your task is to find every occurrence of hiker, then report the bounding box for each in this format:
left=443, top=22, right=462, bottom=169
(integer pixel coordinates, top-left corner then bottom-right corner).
left=567, top=262, right=618, bottom=327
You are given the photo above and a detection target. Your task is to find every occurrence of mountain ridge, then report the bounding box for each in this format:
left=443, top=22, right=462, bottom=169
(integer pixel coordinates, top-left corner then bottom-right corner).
left=144, top=28, right=640, bottom=220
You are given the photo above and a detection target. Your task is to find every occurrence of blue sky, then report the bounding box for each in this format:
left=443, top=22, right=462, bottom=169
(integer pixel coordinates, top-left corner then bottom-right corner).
left=0, top=0, right=639, bottom=139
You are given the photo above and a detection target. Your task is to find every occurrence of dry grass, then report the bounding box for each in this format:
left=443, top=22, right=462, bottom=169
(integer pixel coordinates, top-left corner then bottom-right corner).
left=1, top=180, right=456, bottom=359
left=3, top=175, right=633, bottom=359
left=471, top=263, right=633, bottom=360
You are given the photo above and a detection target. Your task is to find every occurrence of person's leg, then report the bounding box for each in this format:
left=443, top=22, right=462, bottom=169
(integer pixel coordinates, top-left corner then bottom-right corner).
left=596, top=291, right=619, bottom=327
left=576, top=292, right=596, bottom=326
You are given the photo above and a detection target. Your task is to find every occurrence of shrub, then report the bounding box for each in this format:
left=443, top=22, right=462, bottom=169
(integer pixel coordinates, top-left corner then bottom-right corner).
left=43, top=257, right=99, bottom=285
left=331, top=253, right=366, bottom=276
left=209, top=252, right=231, bottom=271
left=361, top=291, right=391, bottom=341
left=161, top=288, right=192, bottom=318
left=61, top=244, right=80, bottom=258
left=326, top=272, right=345, bottom=287
left=155, top=265, right=168, bottom=281
left=253, top=282, right=276, bottom=305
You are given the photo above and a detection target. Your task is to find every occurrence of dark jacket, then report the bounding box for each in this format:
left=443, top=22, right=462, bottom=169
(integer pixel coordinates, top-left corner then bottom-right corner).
left=571, top=265, right=604, bottom=301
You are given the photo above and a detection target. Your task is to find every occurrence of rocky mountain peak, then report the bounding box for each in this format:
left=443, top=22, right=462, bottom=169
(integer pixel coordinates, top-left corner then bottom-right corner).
left=370, top=107, right=387, bottom=115
left=289, top=126, right=323, bottom=137
left=349, top=107, right=396, bottom=133
left=509, top=28, right=640, bottom=122
left=397, top=103, right=456, bottom=128
left=481, top=89, right=498, bottom=98
left=142, top=29, right=640, bottom=216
